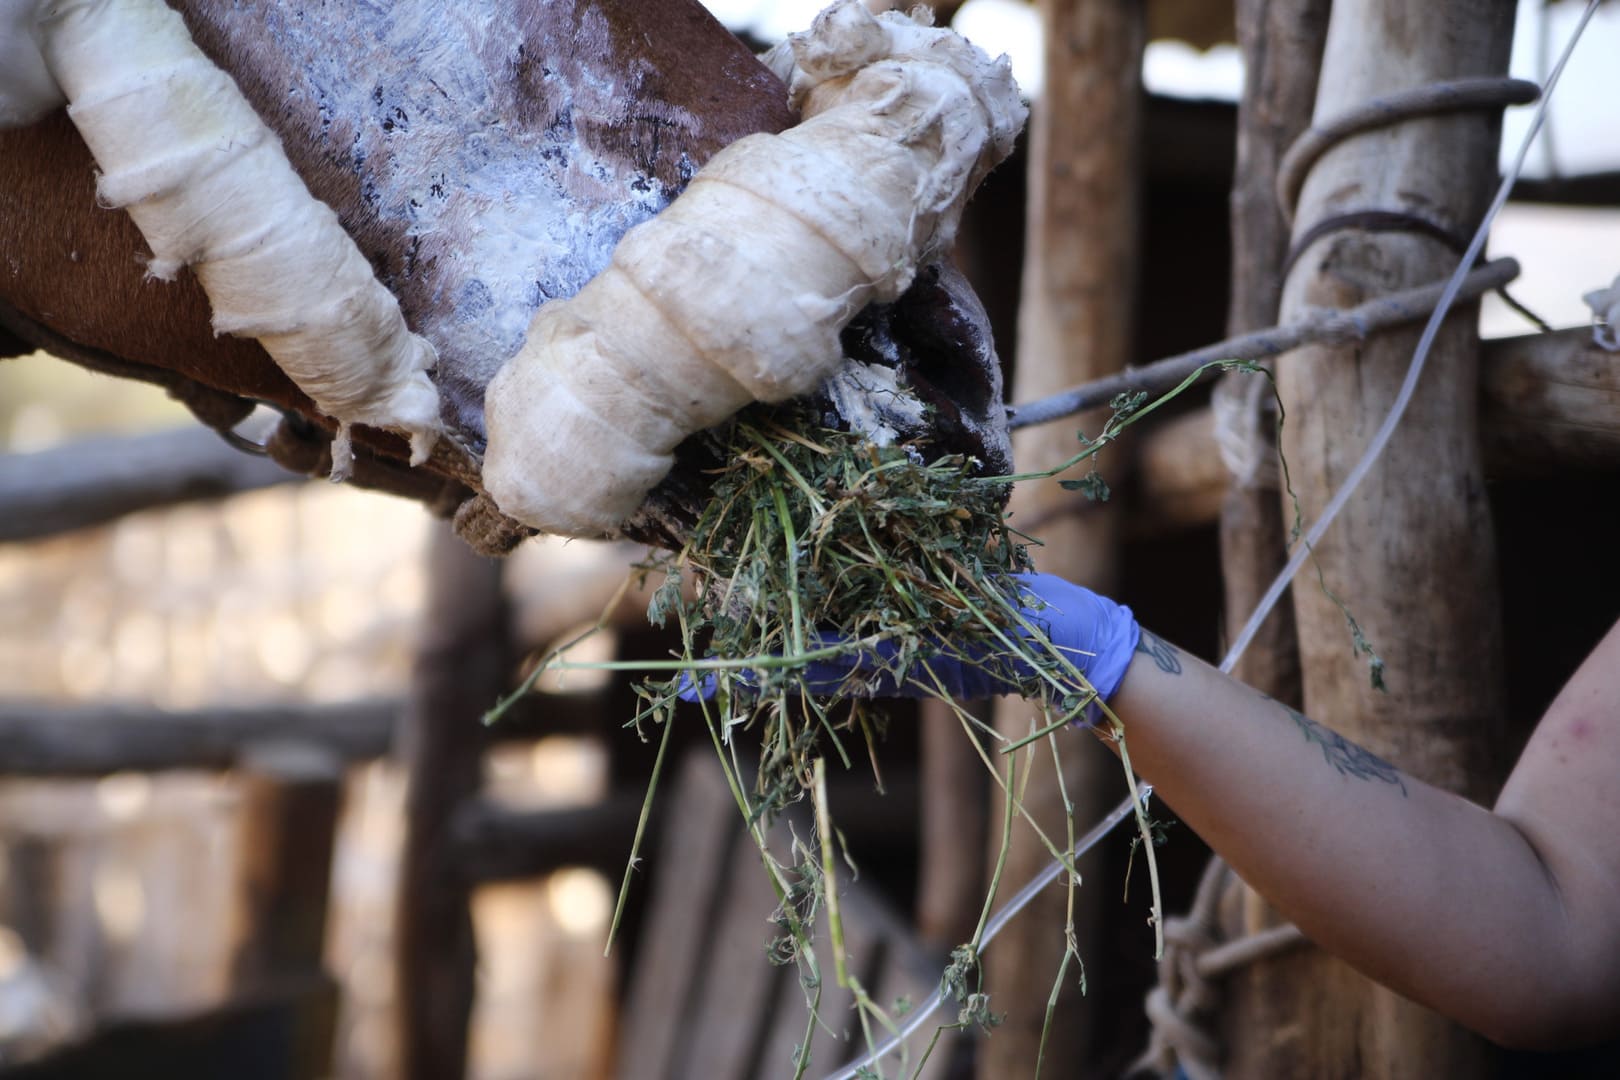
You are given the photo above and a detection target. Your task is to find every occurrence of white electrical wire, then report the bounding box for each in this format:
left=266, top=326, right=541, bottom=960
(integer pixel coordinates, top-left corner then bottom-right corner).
left=828, top=4, right=1600, bottom=1077
left=823, top=790, right=1144, bottom=1080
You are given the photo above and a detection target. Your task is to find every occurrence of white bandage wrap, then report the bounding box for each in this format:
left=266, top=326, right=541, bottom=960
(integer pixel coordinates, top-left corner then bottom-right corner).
left=35, top=0, right=440, bottom=470
left=481, top=0, right=1025, bottom=537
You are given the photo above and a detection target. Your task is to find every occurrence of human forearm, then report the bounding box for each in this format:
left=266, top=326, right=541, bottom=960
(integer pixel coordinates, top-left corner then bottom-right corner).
left=790, top=571, right=1617, bottom=1046
left=1104, top=633, right=1609, bottom=1047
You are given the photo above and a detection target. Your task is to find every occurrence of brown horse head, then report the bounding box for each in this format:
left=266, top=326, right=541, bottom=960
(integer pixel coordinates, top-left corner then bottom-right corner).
left=0, top=0, right=1009, bottom=551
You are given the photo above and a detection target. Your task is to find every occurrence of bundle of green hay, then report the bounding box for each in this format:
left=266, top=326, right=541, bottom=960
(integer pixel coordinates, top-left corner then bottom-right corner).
left=486, top=352, right=1252, bottom=1075
left=638, top=406, right=1087, bottom=798
left=635, top=404, right=1105, bottom=1072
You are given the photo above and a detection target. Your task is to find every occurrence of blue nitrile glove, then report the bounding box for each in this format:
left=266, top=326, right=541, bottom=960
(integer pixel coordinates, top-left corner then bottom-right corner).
left=680, top=572, right=1141, bottom=709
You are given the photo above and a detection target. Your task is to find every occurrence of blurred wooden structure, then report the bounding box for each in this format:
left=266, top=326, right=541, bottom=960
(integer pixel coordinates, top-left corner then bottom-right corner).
left=0, top=447, right=647, bottom=1079
left=617, top=752, right=949, bottom=1080
left=0, top=426, right=945, bottom=1080
left=6, top=2, right=1620, bottom=1079
left=986, top=1, right=1143, bottom=1075
left=974, top=0, right=1620, bottom=1077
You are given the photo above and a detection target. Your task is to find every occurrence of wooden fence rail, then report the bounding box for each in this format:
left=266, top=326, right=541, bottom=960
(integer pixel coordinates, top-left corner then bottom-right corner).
left=0, top=426, right=295, bottom=543
left=0, top=691, right=610, bottom=776
left=1134, top=327, right=1620, bottom=534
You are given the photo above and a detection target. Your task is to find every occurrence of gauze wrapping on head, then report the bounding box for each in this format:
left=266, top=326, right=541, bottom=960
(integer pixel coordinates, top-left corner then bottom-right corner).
left=481, top=0, right=1025, bottom=537
left=35, top=0, right=440, bottom=472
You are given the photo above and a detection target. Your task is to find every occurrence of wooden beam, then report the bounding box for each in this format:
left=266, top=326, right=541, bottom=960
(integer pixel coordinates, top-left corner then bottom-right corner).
left=1511, top=169, right=1620, bottom=207
left=1007, top=258, right=1518, bottom=430
left=985, top=1, right=1144, bottom=1075
left=454, top=768, right=921, bottom=887
left=1478, top=326, right=1620, bottom=471
left=0, top=426, right=296, bottom=543
left=477, top=689, right=614, bottom=742
left=1253, top=3, right=1516, bottom=1075
left=0, top=690, right=608, bottom=777
left=1134, top=408, right=1231, bottom=534
left=451, top=791, right=645, bottom=883
left=0, top=700, right=396, bottom=776
left=1148, top=0, right=1235, bottom=49
left=1131, top=328, right=1620, bottom=532
left=394, top=525, right=508, bottom=1080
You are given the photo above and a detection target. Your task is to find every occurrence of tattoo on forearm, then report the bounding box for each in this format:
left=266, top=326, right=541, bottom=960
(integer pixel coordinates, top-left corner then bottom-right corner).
left=1135, top=630, right=1182, bottom=675
left=1272, top=699, right=1408, bottom=797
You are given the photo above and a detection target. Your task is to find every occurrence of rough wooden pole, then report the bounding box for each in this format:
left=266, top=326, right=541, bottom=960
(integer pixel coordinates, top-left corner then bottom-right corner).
left=229, top=739, right=344, bottom=1080
left=0, top=701, right=396, bottom=775
left=230, top=741, right=344, bottom=986
left=1216, top=0, right=1329, bottom=703
left=0, top=426, right=296, bottom=543
left=1254, top=3, right=1515, bottom=1075
left=395, top=525, right=509, bottom=1080
left=915, top=698, right=986, bottom=949
left=1215, top=1, right=1329, bottom=1071
left=982, top=1, right=1143, bottom=1074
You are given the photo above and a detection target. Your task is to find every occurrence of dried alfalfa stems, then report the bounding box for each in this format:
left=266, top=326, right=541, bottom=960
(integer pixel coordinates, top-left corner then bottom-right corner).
left=32, top=0, right=440, bottom=473
left=481, top=0, right=1026, bottom=538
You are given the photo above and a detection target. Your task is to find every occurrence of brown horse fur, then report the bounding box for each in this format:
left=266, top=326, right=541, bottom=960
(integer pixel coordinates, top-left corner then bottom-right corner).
left=0, top=0, right=1008, bottom=551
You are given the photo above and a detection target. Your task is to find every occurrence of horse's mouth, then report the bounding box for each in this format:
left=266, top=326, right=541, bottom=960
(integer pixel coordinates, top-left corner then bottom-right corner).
left=837, top=260, right=1010, bottom=477
left=616, top=260, right=1011, bottom=550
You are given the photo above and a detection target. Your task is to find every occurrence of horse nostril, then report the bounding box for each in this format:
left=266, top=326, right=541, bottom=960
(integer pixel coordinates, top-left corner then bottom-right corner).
left=891, top=264, right=997, bottom=417
left=888, top=262, right=1011, bottom=474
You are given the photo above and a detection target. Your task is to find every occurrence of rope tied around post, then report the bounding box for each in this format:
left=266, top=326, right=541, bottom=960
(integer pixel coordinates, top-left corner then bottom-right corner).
left=1128, top=859, right=1308, bottom=1080
left=1271, top=74, right=1553, bottom=342
left=1274, top=76, right=1541, bottom=226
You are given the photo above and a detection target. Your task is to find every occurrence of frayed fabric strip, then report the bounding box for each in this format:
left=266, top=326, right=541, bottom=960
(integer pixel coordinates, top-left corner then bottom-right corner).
left=35, top=0, right=441, bottom=469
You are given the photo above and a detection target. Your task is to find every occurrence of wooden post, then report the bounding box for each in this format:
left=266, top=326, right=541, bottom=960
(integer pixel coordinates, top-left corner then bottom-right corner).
left=1251, top=3, right=1515, bottom=1075
left=915, top=698, right=986, bottom=950
left=1215, top=1, right=1329, bottom=1072
left=230, top=740, right=343, bottom=985
left=394, top=525, right=509, bottom=1080
left=1215, top=0, right=1329, bottom=704
left=983, top=1, right=1143, bottom=1074
left=229, top=739, right=344, bottom=1080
